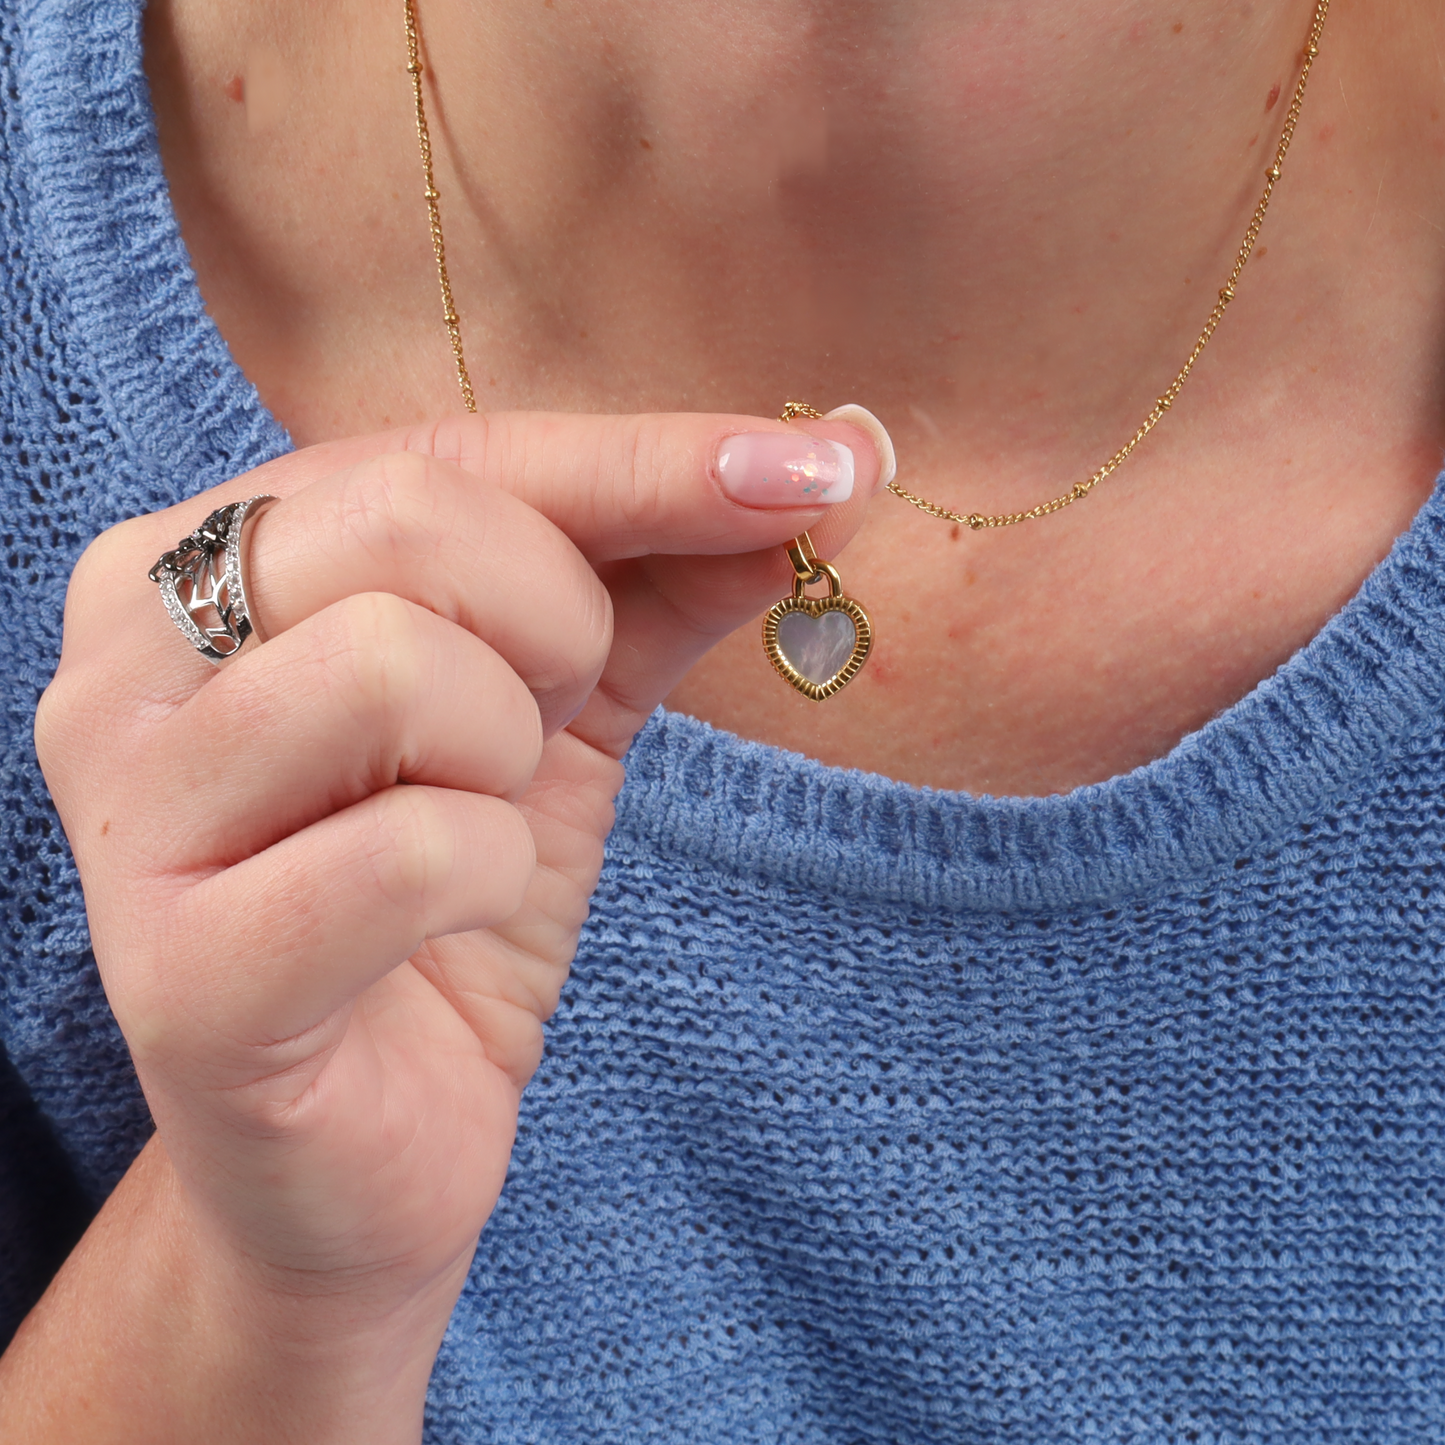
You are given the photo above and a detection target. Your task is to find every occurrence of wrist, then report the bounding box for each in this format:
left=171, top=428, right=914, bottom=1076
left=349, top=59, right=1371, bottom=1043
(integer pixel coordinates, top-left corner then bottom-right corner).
left=1, top=1139, right=469, bottom=1444
left=178, top=1223, right=462, bottom=1445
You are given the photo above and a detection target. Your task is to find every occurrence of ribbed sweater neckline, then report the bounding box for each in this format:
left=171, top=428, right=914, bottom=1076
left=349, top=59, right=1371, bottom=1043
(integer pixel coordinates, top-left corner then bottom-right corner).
left=19, top=0, right=1445, bottom=917
left=619, top=492, right=1445, bottom=912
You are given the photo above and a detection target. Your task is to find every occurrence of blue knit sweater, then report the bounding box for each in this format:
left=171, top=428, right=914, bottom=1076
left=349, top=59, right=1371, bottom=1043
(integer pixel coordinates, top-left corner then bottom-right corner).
left=3, top=2, right=1445, bottom=1441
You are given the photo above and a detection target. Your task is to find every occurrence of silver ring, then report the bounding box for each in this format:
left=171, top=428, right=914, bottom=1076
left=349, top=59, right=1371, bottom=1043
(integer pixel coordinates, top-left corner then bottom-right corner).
left=148, top=494, right=277, bottom=663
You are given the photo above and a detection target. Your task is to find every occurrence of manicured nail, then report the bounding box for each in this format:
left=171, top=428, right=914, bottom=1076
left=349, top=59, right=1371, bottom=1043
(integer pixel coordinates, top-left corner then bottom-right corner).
left=716, top=433, right=855, bottom=507
left=824, top=403, right=897, bottom=490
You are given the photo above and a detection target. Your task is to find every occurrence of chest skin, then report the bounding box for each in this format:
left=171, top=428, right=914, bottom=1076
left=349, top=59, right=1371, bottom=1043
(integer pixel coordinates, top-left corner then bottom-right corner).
left=143, top=0, right=1445, bottom=795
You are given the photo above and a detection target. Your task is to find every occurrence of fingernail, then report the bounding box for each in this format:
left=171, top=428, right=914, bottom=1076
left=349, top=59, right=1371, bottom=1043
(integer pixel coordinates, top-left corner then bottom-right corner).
left=716, top=433, right=855, bottom=507
left=824, top=403, right=897, bottom=490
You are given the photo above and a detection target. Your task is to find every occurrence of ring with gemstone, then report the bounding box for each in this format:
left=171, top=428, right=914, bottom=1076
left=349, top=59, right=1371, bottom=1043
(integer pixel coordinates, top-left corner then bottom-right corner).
left=147, top=494, right=276, bottom=663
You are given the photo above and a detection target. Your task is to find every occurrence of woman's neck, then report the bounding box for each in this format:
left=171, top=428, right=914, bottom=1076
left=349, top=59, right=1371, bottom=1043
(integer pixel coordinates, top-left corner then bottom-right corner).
left=146, top=0, right=1445, bottom=793
left=144, top=0, right=1429, bottom=444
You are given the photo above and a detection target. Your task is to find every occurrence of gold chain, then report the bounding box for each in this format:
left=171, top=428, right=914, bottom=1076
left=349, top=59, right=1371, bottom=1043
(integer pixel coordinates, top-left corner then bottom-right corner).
left=406, top=0, right=1330, bottom=528
left=404, top=0, right=476, bottom=414
left=889, top=0, right=1332, bottom=529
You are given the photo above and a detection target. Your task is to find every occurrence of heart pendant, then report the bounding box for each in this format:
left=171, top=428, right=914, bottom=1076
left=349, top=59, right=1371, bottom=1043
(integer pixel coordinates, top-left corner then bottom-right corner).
left=763, top=557, right=873, bottom=700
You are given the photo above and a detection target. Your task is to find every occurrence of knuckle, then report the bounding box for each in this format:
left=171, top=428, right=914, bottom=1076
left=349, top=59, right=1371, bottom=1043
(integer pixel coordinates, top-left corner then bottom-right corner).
left=568, top=572, right=614, bottom=689
left=499, top=691, right=546, bottom=797
left=69, top=513, right=147, bottom=601
left=402, top=412, right=492, bottom=475
left=484, top=800, right=538, bottom=914
left=524, top=565, right=614, bottom=706
left=332, top=451, right=466, bottom=574
left=31, top=674, right=70, bottom=775
left=39, top=509, right=210, bottom=776
left=33, top=657, right=128, bottom=792
left=370, top=785, right=457, bottom=919
left=317, top=591, right=428, bottom=726
left=370, top=789, right=536, bottom=935
left=612, top=413, right=667, bottom=532
left=49, top=517, right=159, bottom=677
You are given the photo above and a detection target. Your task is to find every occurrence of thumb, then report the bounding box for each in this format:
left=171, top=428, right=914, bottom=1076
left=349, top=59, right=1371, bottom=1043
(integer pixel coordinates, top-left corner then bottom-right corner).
left=571, top=409, right=892, bottom=756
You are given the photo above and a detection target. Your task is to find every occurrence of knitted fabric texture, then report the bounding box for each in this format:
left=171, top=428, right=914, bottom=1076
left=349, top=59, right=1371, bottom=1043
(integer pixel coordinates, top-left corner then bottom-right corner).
left=2, top=1, right=1444, bottom=1441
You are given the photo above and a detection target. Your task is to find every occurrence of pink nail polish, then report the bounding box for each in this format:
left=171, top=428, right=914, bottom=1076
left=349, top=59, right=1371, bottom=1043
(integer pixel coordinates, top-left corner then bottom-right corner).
left=716, top=433, right=855, bottom=507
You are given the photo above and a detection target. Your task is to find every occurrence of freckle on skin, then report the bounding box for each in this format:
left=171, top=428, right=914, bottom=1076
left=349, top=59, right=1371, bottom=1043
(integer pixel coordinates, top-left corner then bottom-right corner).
left=224, top=75, right=244, bottom=104
left=1172, top=21, right=1184, bottom=33
left=100, top=821, right=110, bottom=836
left=1266, top=83, right=1281, bottom=111
left=639, top=138, right=652, bottom=150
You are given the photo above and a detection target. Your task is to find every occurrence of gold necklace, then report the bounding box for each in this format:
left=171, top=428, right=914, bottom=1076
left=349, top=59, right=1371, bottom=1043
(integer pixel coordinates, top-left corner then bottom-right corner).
left=403, top=0, right=1331, bottom=698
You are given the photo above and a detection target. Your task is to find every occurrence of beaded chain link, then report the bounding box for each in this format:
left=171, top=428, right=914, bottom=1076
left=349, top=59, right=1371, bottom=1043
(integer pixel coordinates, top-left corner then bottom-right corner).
left=403, top=0, right=1331, bottom=533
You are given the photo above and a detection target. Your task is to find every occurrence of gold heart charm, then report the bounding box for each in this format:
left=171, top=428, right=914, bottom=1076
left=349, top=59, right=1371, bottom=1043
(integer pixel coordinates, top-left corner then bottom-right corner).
left=763, top=550, right=873, bottom=700
left=762, top=407, right=875, bottom=700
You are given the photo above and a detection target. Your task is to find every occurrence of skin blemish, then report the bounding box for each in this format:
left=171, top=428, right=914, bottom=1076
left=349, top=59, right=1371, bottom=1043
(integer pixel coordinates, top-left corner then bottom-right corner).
left=224, top=75, right=244, bottom=104
left=1318, top=122, right=1335, bottom=143
left=1172, top=21, right=1184, bottom=34
left=1256, top=246, right=1268, bottom=260
left=100, top=821, right=110, bottom=836
left=639, top=137, right=652, bottom=150
left=1266, top=83, right=1281, bottom=111
left=950, top=524, right=961, bottom=542
left=1247, top=132, right=1259, bottom=148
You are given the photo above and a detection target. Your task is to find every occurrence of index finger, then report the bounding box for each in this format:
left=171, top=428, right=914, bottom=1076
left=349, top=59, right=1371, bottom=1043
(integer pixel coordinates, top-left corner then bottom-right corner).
left=231, top=408, right=888, bottom=562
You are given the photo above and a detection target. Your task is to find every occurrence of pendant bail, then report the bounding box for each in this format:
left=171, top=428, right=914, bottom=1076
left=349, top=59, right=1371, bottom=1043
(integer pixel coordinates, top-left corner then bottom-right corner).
left=786, top=531, right=823, bottom=584
left=792, top=560, right=843, bottom=601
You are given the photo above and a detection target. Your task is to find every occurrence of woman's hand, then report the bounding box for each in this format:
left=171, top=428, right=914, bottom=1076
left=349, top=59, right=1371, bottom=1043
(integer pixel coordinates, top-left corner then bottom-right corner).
left=5, top=410, right=878, bottom=1442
